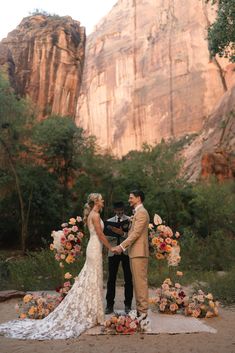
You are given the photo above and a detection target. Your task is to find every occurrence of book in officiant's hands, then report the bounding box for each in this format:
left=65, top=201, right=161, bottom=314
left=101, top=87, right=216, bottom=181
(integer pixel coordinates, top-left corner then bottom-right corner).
left=104, top=219, right=130, bottom=238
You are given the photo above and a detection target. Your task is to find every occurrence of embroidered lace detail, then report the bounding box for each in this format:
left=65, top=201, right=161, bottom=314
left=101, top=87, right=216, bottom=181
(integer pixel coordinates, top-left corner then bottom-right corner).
left=0, top=218, right=104, bottom=340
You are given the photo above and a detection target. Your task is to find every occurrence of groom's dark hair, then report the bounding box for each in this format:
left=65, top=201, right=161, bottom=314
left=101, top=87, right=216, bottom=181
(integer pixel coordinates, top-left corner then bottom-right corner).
left=130, top=190, right=145, bottom=202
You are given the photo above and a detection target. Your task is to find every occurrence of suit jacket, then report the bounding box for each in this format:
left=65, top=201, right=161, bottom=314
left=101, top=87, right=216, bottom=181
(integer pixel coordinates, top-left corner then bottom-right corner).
left=106, top=215, right=130, bottom=257
left=120, top=205, right=150, bottom=259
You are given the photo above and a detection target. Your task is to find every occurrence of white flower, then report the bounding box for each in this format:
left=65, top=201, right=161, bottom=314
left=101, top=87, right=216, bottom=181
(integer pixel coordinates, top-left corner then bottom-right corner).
left=154, top=214, right=162, bottom=225
left=128, top=310, right=137, bottom=321
left=51, top=230, right=64, bottom=251
left=130, top=321, right=137, bottom=329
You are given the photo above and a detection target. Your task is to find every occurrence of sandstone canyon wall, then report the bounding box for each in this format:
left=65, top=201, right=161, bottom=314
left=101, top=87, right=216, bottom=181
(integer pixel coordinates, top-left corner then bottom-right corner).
left=76, top=0, right=235, bottom=156
left=0, top=15, right=85, bottom=117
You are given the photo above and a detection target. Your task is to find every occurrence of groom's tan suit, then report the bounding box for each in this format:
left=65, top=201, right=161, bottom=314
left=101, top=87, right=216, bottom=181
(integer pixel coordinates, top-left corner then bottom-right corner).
left=120, top=205, right=149, bottom=315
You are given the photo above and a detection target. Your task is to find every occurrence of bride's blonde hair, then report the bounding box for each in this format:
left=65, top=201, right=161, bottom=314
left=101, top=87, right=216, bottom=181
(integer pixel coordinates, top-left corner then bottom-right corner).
left=83, top=193, right=102, bottom=224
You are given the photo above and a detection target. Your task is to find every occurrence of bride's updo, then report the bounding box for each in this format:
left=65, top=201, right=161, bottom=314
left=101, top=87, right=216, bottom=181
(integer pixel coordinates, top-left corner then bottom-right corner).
left=83, top=193, right=102, bottom=224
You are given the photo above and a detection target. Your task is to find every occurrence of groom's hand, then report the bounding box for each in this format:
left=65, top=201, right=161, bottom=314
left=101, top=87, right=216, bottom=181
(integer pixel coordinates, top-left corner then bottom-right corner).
left=112, top=245, right=123, bottom=254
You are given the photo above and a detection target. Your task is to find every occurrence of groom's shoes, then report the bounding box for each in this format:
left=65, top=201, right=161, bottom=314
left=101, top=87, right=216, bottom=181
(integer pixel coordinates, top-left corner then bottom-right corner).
left=105, top=306, right=114, bottom=315
left=137, top=312, right=148, bottom=321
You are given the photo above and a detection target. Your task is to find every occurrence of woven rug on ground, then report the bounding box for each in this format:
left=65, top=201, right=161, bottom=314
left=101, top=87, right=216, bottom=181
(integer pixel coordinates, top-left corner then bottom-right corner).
left=85, top=310, right=217, bottom=335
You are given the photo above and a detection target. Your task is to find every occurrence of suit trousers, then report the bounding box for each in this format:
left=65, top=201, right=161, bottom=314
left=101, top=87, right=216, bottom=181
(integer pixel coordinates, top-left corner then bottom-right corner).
left=106, top=254, right=133, bottom=307
left=130, top=257, right=148, bottom=315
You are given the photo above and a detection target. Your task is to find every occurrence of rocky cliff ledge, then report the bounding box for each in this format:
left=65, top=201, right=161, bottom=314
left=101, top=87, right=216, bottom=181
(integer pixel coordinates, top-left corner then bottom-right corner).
left=0, top=14, right=85, bottom=117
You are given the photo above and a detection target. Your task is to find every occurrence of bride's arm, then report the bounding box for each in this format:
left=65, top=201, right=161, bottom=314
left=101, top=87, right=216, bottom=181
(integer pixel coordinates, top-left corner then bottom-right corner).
left=92, top=213, right=113, bottom=251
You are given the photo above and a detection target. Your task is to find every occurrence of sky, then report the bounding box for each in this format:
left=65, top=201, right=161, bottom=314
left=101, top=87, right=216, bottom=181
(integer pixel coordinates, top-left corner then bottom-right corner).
left=0, top=0, right=117, bottom=40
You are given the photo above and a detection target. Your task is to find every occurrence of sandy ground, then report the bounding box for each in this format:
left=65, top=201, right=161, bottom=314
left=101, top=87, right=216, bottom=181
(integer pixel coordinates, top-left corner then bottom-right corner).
left=0, top=287, right=234, bottom=353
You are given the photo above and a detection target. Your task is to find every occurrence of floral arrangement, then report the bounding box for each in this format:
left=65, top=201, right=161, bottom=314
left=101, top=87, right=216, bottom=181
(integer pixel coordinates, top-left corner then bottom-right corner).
left=15, top=293, right=62, bottom=320
left=104, top=311, right=143, bottom=334
left=184, top=290, right=219, bottom=318
left=149, top=277, right=188, bottom=314
left=50, top=216, right=84, bottom=267
left=149, top=214, right=181, bottom=266
left=56, top=272, right=75, bottom=299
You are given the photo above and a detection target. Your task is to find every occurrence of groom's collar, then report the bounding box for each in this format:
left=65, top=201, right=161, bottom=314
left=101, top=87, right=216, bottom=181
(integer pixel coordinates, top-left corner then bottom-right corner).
left=133, top=204, right=143, bottom=213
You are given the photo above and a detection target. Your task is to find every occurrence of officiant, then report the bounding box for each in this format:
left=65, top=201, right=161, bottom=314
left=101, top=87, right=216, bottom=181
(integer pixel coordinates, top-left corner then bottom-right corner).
left=104, top=201, right=133, bottom=314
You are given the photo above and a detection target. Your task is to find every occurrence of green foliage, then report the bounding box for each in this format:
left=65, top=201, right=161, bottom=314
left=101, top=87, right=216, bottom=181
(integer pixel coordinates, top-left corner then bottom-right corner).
left=189, top=179, right=235, bottom=236
left=0, top=249, right=85, bottom=291
left=180, top=229, right=235, bottom=271
left=207, top=0, right=235, bottom=62
left=200, top=267, right=235, bottom=305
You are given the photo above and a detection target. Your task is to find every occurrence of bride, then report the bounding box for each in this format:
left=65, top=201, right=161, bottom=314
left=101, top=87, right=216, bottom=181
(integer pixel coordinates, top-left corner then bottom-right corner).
left=0, top=193, right=113, bottom=340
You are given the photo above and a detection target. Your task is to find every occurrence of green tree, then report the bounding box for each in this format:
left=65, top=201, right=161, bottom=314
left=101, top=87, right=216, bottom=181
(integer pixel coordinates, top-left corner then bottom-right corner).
left=189, top=178, right=235, bottom=236
left=0, top=70, right=34, bottom=252
left=207, top=0, right=235, bottom=62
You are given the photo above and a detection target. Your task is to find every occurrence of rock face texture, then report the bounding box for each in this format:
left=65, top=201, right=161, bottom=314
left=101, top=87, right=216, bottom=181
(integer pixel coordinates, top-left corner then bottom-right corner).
left=0, top=15, right=85, bottom=117
left=182, top=85, right=235, bottom=181
left=76, top=0, right=235, bottom=156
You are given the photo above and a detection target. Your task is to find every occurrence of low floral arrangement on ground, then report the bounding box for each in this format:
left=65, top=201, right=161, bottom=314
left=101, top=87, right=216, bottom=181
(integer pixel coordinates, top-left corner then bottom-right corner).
left=103, top=311, right=150, bottom=334
left=16, top=272, right=75, bottom=319
left=149, top=214, right=181, bottom=266
left=50, top=216, right=84, bottom=267
left=149, top=276, right=188, bottom=314
left=149, top=273, right=219, bottom=318
left=15, top=293, right=63, bottom=319
left=184, top=290, right=219, bottom=318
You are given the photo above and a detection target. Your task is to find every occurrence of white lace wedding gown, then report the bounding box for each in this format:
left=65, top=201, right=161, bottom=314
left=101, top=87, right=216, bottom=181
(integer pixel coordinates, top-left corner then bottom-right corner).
left=0, top=218, right=105, bottom=340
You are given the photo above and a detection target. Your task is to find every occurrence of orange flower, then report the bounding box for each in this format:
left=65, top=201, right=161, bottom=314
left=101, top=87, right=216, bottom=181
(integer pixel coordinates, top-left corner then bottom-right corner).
left=65, top=254, right=75, bottom=264
left=69, top=218, right=76, bottom=225
left=152, top=237, right=159, bottom=245
left=156, top=253, right=165, bottom=260
left=28, top=306, right=37, bottom=316
left=176, top=271, right=183, bottom=277
left=165, top=245, right=172, bottom=252
left=50, top=244, right=54, bottom=250
left=20, top=313, right=27, bottom=319
left=64, top=272, right=72, bottom=279
left=23, top=294, right=33, bottom=304
left=171, top=240, right=177, bottom=246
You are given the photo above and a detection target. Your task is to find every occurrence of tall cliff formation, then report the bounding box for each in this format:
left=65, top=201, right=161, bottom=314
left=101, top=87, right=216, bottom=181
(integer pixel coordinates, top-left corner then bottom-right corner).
left=0, top=14, right=85, bottom=117
left=76, top=0, right=235, bottom=156
left=182, top=84, right=235, bottom=181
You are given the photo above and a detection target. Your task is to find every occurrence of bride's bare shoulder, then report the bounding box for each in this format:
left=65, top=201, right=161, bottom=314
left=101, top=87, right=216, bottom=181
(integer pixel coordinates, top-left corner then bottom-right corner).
left=89, top=210, right=100, bottom=222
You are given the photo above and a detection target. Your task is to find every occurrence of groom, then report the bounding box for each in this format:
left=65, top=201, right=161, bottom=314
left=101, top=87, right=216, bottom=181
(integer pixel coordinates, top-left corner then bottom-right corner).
left=113, top=190, right=150, bottom=320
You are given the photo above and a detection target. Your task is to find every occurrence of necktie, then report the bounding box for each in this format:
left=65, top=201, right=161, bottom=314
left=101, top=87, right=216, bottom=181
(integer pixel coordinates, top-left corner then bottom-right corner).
left=117, top=217, right=121, bottom=245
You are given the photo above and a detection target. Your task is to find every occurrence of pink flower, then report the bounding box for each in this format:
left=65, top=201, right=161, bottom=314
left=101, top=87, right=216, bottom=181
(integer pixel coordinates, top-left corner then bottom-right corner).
left=64, top=281, right=71, bottom=287
left=63, top=228, right=70, bottom=235
left=78, top=232, right=84, bottom=239
left=71, top=226, right=78, bottom=232
left=76, top=216, right=82, bottom=223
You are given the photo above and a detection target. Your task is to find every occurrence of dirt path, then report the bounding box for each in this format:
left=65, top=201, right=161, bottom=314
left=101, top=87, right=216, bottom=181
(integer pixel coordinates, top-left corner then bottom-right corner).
left=0, top=288, right=234, bottom=353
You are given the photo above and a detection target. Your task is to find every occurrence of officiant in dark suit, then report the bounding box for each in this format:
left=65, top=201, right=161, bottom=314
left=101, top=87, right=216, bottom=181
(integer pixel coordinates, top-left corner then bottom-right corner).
left=104, top=201, right=133, bottom=314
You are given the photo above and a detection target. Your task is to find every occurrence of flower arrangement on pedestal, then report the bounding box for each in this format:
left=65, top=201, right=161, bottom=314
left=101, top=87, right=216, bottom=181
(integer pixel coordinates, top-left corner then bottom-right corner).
left=149, top=214, right=181, bottom=266
left=50, top=216, right=84, bottom=267
left=16, top=216, right=84, bottom=320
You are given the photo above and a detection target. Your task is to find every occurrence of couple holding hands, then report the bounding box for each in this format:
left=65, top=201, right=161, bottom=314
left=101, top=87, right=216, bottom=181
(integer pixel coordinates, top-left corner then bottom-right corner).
left=0, top=190, right=150, bottom=340
left=105, top=190, right=149, bottom=322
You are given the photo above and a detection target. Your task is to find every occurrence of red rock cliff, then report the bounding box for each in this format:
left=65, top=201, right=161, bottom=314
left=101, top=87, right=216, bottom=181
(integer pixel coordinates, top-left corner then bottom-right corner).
left=76, top=0, right=235, bottom=156
left=0, top=14, right=85, bottom=117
